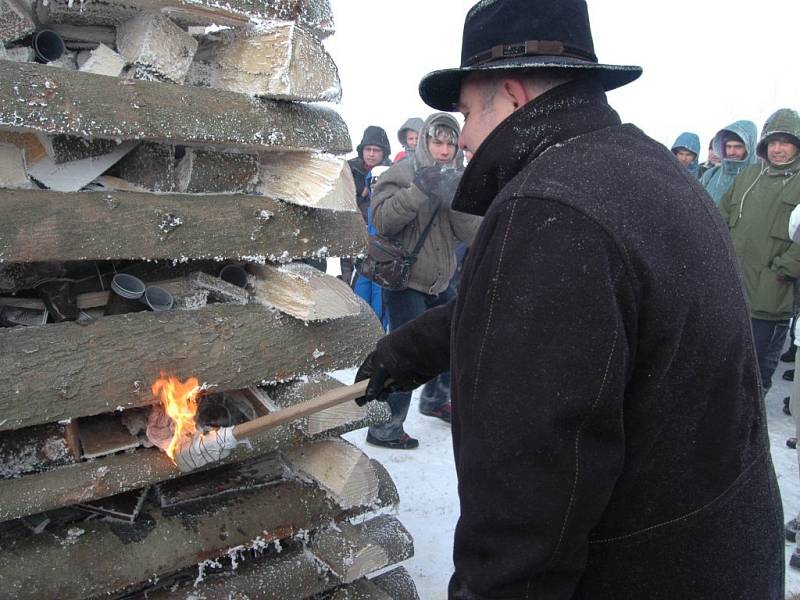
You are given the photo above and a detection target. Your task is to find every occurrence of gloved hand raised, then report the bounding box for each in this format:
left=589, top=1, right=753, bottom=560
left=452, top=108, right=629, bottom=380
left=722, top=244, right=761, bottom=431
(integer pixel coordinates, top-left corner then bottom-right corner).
left=413, top=166, right=463, bottom=205
left=354, top=348, right=420, bottom=406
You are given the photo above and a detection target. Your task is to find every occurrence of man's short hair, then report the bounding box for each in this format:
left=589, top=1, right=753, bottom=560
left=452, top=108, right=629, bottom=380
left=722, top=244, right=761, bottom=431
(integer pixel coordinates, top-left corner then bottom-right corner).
left=765, top=132, right=800, bottom=149
left=466, top=68, right=578, bottom=108
left=722, top=132, right=745, bottom=145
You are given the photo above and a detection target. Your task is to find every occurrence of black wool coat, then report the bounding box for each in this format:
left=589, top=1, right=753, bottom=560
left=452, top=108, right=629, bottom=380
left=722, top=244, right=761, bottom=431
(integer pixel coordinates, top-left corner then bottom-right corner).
left=378, top=79, right=784, bottom=599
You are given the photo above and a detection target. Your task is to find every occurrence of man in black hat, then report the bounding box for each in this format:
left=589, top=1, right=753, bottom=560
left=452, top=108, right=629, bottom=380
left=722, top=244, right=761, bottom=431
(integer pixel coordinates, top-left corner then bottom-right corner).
left=354, top=1, right=784, bottom=598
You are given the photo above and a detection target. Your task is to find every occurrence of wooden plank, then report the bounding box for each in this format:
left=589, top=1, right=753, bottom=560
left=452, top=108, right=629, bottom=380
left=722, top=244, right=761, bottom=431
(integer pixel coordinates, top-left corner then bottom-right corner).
left=250, top=262, right=362, bottom=322
left=0, top=300, right=382, bottom=431
left=0, top=188, right=369, bottom=263
left=201, top=23, right=340, bottom=101
left=175, top=148, right=258, bottom=193
left=283, top=438, right=379, bottom=509
left=310, top=515, right=414, bottom=584
left=0, top=131, right=47, bottom=166
left=77, top=413, right=142, bottom=458
left=0, top=60, right=352, bottom=153
left=257, top=152, right=358, bottom=212
left=37, top=0, right=307, bottom=28
left=117, top=12, right=198, bottom=84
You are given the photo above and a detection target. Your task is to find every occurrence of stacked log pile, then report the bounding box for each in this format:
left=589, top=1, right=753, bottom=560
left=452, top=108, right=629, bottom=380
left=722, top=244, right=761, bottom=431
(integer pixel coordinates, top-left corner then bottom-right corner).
left=0, top=0, right=418, bottom=598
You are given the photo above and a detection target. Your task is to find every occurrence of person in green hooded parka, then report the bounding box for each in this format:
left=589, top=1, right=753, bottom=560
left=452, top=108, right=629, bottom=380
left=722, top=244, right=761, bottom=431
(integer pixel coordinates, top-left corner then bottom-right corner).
left=720, top=108, right=800, bottom=395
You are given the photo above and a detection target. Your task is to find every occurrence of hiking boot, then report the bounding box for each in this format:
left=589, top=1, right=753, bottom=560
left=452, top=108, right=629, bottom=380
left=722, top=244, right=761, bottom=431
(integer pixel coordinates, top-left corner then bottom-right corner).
left=788, top=518, right=800, bottom=543
left=785, top=369, right=795, bottom=381
left=782, top=346, right=797, bottom=363
left=366, top=432, right=419, bottom=450
left=791, top=547, right=800, bottom=570
left=420, top=403, right=452, bottom=424
left=788, top=438, right=798, bottom=450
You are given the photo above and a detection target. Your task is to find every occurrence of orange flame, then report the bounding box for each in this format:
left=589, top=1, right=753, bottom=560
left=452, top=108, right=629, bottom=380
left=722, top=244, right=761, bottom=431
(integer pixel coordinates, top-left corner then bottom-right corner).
left=151, top=374, right=200, bottom=461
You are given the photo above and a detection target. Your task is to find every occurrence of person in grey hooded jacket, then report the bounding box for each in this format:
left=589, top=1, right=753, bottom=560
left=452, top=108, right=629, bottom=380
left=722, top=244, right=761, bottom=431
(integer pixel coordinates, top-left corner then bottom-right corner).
left=394, top=117, right=424, bottom=162
left=700, top=119, right=759, bottom=203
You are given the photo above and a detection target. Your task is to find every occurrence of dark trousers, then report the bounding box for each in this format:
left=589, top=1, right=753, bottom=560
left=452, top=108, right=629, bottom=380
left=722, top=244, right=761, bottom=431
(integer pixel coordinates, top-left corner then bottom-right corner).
left=368, top=285, right=455, bottom=441
left=752, top=317, right=790, bottom=394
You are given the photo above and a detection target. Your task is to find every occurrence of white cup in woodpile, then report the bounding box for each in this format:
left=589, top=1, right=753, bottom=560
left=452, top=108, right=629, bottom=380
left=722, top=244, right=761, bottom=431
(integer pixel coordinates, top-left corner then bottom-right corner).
left=32, top=30, right=66, bottom=63
left=110, top=274, right=146, bottom=300
left=141, top=286, right=174, bottom=311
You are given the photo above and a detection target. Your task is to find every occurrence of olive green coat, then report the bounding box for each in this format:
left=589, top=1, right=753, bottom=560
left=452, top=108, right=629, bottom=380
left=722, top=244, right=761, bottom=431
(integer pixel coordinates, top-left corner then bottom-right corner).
left=719, top=109, right=800, bottom=320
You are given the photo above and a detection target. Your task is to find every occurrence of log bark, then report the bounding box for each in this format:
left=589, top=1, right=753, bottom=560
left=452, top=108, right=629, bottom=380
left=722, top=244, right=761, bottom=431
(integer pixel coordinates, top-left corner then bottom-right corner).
left=49, top=23, right=117, bottom=46
left=0, top=60, right=352, bottom=153
left=369, top=566, right=420, bottom=600
left=27, top=141, right=137, bottom=192
left=0, top=300, right=382, bottom=431
left=36, top=0, right=307, bottom=28
left=310, top=515, right=414, bottom=584
left=202, top=23, right=340, bottom=101
left=250, top=262, right=362, bottom=322
left=38, top=133, right=122, bottom=163
left=257, top=152, right=358, bottom=212
left=116, top=142, right=176, bottom=192
left=298, top=0, right=334, bottom=39
left=0, top=188, right=368, bottom=263
left=174, top=148, right=258, bottom=193
left=0, top=0, right=34, bottom=43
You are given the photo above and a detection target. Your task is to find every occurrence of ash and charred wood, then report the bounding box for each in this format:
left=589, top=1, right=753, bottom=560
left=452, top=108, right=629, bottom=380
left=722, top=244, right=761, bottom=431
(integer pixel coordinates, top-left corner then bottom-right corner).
left=0, top=300, right=382, bottom=431
left=310, top=515, right=414, bottom=585
left=0, top=60, right=352, bottom=153
left=267, top=375, right=390, bottom=437
left=200, top=23, right=340, bottom=101
left=257, top=152, right=358, bottom=212
left=0, top=421, right=78, bottom=478
left=174, top=148, right=258, bottom=193
left=36, top=0, right=307, bottom=28
left=0, top=189, right=368, bottom=264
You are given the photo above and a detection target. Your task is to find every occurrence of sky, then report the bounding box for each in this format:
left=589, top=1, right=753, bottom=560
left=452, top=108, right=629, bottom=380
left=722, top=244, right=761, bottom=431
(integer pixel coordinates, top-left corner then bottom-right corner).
left=323, top=0, right=800, bottom=161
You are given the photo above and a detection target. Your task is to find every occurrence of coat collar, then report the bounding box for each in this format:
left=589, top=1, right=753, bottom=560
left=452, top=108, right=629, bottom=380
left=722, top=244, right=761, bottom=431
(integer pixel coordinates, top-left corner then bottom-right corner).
left=453, top=78, right=621, bottom=216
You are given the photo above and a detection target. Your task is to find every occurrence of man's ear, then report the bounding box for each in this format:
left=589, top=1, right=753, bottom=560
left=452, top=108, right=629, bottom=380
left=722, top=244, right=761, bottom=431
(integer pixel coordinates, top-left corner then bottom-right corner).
left=501, top=78, right=533, bottom=110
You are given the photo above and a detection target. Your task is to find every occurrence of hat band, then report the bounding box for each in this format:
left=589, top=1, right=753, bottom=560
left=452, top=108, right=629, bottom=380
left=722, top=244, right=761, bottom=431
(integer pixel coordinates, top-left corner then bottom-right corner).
left=464, top=40, right=598, bottom=67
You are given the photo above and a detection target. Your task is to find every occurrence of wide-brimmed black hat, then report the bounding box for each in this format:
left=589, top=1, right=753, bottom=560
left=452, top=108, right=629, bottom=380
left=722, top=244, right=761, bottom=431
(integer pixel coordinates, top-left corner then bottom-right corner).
left=419, top=0, right=642, bottom=111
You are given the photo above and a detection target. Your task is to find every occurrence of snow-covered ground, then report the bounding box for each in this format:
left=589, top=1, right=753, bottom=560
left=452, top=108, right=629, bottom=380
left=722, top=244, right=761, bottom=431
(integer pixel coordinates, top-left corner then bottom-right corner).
left=336, top=358, right=800, bottom=599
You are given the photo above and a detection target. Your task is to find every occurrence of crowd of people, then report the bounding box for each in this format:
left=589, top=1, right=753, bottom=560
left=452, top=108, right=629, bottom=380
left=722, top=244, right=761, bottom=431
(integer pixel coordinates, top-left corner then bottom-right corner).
left=333, top=1, right=798, bottom=596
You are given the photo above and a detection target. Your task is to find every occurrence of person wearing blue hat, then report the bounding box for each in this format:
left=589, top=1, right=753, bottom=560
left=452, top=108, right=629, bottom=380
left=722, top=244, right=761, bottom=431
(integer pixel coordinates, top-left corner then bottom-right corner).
left=354, top=1, right=783, bottom=598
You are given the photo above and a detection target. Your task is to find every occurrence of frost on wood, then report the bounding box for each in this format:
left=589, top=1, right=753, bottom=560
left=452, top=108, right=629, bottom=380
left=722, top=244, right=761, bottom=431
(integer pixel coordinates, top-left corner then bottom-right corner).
left=175, top=147, right=258, bottom=193
left=0, top=61, right=352, bottom=153
left=116, top=13, right=198, bottom=84
left=0, top=0, right=35, bottom=43
left=116, top=142, right=176, bottom=192
left=258, top=152, right=358, bottom=212
left=199, top=22, right=341, bottom=101
left=0, top=188, right=368, bottom=263
left=250, top=262, right=362, bottom=322
left=77, top=43, right=126, bottom=78
left=36, top=0, right=309, bottom=29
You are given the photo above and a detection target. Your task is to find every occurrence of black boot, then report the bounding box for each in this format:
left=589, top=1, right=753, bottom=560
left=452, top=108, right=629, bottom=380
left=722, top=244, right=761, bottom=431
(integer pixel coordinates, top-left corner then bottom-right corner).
left=781, top=345, right=797, bottom=363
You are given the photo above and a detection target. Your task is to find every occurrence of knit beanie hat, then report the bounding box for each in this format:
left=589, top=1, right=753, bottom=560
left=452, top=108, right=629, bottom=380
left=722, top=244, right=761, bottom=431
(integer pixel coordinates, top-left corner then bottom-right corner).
left=357, top=126, right=391, bottom=160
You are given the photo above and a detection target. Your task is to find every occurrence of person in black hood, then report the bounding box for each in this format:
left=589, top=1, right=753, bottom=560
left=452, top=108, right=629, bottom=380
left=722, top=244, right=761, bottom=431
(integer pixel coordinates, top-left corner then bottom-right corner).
left=353, top=1, right=784, bottom=598
left=340, top=126, right=392, bottom=285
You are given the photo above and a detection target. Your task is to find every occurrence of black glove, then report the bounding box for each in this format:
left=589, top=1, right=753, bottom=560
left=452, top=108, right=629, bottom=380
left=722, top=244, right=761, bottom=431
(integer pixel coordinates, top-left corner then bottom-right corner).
left=354, top=349, right=418, bottom=406
left=413, top=166, right=463, bottom=205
